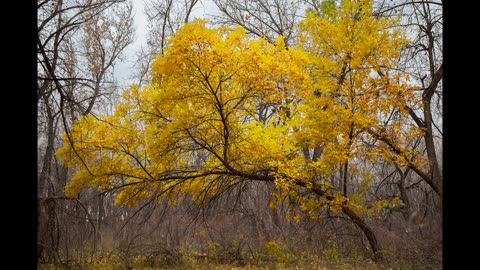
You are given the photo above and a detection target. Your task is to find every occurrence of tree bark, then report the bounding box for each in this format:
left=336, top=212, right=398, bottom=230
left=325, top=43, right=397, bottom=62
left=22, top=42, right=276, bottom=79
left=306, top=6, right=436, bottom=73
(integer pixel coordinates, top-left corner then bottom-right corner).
left=38, top=102, right=56, bottom=197
left=342, top=206, right=384, bottom=262
left=423, top=89, right=442, bottom=198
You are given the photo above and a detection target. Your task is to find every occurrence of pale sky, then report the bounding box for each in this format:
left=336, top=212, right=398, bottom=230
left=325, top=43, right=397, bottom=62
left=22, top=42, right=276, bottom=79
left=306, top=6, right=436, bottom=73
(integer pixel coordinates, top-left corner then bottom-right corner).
left=114, top=0, right=219, bottom=88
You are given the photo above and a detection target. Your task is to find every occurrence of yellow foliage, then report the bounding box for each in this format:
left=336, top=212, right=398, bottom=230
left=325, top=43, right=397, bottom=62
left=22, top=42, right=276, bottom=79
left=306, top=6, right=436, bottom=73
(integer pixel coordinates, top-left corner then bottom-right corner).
left=56, top=0, right=425, bottom=221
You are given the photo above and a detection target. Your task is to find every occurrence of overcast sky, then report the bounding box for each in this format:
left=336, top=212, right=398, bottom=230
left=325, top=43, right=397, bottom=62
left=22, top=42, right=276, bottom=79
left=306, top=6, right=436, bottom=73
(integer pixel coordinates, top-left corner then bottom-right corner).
left=114, top=0, right=219, bottom=88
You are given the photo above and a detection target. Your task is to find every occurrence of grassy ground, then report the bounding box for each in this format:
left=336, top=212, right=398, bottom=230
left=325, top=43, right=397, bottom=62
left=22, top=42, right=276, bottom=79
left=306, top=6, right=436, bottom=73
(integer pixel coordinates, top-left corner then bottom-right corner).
left=38, top=259, right=390, bottom=270
left=38, top=239, right=436, bottom=269
left=38, top=252, right=414, bottom=270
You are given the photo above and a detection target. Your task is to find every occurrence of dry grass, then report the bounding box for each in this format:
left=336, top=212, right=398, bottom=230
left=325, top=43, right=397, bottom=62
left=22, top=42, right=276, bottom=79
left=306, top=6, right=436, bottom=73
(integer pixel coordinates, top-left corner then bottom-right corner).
left=37, top=248, right=417, bottom=270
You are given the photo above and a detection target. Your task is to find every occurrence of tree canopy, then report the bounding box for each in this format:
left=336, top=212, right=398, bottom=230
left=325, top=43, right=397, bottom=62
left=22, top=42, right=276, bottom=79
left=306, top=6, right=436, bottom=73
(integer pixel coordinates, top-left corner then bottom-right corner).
left=56, top=0, right=434, bottom=260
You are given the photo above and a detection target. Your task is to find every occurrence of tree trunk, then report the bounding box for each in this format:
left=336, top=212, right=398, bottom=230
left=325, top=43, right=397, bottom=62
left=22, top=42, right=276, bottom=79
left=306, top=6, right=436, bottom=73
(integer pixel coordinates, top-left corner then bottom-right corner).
left=38, top=107, right=56, bottom=197
left=342, top=206, right=384, bottom=262
left=423, top=100, right=442, bottom=198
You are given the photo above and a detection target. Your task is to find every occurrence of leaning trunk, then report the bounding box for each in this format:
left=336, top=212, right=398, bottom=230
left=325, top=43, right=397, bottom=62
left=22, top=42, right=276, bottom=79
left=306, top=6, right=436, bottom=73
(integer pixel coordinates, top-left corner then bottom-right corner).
left=342, top=206, right=383, bottom=262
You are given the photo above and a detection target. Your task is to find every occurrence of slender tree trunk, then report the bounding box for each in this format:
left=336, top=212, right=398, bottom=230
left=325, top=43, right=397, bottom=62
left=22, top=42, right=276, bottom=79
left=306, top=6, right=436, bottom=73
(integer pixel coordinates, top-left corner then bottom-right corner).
left=422, top=22, right=443, bottom=198
left=423, top=100, right=442, bottom=198
left=39, top=101, right=56, bottom=198
left=342, top=161, right=348, bottom=196
left=396, top=167, right=411, bottom=221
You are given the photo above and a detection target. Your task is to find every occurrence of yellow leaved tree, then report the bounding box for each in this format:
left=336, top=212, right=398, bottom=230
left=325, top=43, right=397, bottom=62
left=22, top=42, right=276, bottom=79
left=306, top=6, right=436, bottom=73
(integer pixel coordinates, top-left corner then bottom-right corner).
left=57, top=0, right=425, bottom=261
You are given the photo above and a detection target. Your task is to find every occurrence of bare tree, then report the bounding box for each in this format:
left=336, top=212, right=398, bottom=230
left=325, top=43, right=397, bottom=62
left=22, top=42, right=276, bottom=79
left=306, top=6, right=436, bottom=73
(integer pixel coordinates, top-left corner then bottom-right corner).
left=37, top=0, right=134, bottom=262
left=38, top=0, right=133, bottom=194
left=80, top=1, right=134, bottom=115
left=132, top=0, right=200, bottom=86
left=375, top=0, right=442, bottom=197
left=212, top=0, right=303, bottom=46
